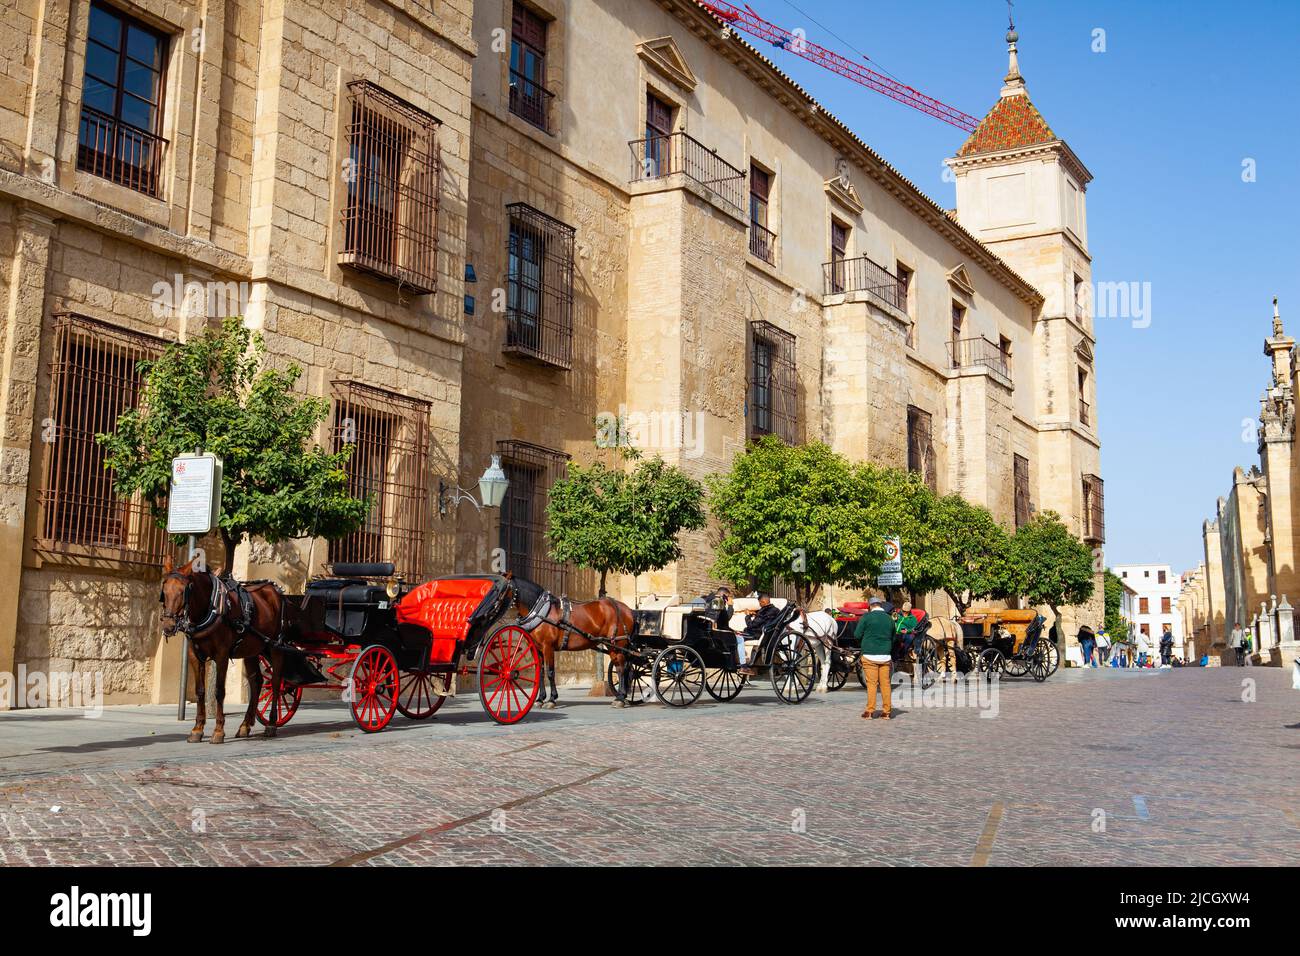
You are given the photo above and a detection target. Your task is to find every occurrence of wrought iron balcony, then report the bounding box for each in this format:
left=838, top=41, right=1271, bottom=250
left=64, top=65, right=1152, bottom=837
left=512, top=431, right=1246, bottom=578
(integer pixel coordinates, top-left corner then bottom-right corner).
left=509, top=69, right=554, bottom=131
left=822, top=254, right=903, bottom=312
left=948, top=335, right=1012, bottom=382
left=627, top=131, right=746, bottom=218
left=77, top=106, right=167, bottom=198
left=749, top=221, right=777, bottom=265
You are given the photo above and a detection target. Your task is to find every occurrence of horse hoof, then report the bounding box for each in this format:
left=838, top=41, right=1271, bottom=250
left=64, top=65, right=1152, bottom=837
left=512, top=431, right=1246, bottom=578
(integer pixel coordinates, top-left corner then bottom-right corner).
left=263, top=726, right=277, bottom=739
left=235, top=726, right=250, bottom=739
left=186, top=732, right=203, bottom=743
left=211, top=732, right=225, bottom=745
left=546, top=700, right=558, bottom=709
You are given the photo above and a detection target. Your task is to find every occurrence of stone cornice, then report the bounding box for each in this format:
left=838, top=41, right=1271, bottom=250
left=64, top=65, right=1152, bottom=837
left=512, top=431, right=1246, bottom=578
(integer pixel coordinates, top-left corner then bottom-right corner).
left=662, top=0, right=1045, bottom=309
left=948, top=138, right=1093, bottom=188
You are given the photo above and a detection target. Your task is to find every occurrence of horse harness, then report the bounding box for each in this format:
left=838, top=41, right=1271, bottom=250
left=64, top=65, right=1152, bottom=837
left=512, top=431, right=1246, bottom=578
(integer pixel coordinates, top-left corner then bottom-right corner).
left=160, top=569, right=279, bottom=649
left=513, top=585, right=626, bottom=651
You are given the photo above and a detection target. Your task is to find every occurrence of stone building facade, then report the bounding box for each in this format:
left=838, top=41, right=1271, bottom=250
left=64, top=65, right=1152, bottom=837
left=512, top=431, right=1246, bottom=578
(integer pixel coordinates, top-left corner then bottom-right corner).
left=1191, top=299, right=1300, bottom=667
left=0, top=0, right=1105, bottom=705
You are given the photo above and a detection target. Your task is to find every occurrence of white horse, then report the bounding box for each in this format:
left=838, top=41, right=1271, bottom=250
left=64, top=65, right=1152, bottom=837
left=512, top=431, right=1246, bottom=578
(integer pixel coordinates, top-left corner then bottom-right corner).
left=786, top=608, right=840, bottom=693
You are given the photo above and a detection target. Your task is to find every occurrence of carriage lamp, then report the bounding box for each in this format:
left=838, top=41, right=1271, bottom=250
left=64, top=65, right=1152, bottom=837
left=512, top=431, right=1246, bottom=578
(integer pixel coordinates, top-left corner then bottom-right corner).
left=438, top=455, right=510, bottom=514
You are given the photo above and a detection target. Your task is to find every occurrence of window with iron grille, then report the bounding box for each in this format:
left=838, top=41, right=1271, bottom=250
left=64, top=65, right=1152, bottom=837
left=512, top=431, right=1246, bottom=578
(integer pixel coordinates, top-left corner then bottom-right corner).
left=35, top=313, right=173, bottom=566
left=497, top=439, right=570, bottom=592
left=748, top=321, right=797, bottom=443
left=339, top=81, right=441, bottom=295
left=1013, top=454, right=1031, bottom=529
left=906, top=405, right=937, bottom=492
left=505, top=202, right=575, bottom=369
left=1082, top=473, right=1105, bottom=544
left=509, top=2, right=553, bottom=130
left=328, top=382, right=432, bottom=579
left=77, top=2, right=169, bottom=197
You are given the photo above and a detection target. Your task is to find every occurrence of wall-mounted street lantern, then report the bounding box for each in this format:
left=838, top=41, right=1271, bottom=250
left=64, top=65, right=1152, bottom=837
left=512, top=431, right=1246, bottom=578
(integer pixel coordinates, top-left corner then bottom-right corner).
left=439, top=454, right=509, bottom=514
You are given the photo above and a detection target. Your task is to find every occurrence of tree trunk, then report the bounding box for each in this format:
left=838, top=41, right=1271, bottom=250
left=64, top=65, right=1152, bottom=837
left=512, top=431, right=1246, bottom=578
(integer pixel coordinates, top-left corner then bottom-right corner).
left=220, top=529, right=241, bottom=576
left=598, top=568, right=608, bottom=597
left=946, top=589, right=969, bottom=616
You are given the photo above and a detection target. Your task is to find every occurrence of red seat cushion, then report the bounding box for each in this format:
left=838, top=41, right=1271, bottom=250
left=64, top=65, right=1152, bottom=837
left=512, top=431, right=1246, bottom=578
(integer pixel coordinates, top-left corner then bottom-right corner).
left=396, top=578, right=498, bottom=663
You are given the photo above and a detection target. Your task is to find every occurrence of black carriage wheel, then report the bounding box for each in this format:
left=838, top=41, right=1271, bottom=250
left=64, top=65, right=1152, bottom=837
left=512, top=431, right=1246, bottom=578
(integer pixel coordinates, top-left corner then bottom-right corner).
left=854, top=654, right=866, bottom=687
left=1029, top=644, right=1051, bottom=683
left=977, top=647, right=1004, bottom=682
left=770, top=630, right=817, bottom=704
left=824, top=650, right=849, bottom=692
left=652, top=645, right=705, bottom=707
left=607, top=657, right=652, bottom=704
left=396, top=669, right=447, bottom=720
left=705, top=666, right=745, bottom=701
left=1042, top=639, right=1060, bottom=675
left=915, top=636, right=941, bottom=690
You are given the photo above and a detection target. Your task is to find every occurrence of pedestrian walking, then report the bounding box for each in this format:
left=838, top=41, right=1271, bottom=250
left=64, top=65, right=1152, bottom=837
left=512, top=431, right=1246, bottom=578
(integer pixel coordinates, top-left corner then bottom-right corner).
left=856, top=596, right=895, bottom=720
left=1159, top=626, right=1174, bottom=667
left=1095, top=627, right=1111, bottom=667
left=1077, top=625, right=1096, bottom=668
left=1230, top=623, right=1246, bottom=666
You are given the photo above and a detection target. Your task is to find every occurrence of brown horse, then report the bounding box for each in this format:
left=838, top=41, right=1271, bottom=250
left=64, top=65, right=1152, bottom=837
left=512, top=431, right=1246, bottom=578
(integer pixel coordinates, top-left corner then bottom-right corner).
left=159, top=555, right=288, bottom=743
left=508, top=576, right=635, bottom=708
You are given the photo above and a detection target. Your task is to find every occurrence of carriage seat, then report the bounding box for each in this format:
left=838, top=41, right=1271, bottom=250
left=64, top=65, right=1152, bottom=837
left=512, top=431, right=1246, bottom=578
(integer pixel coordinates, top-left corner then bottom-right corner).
left=396, top=577, right=498, bottom=664
left=727, top=598, right=793, bottom=651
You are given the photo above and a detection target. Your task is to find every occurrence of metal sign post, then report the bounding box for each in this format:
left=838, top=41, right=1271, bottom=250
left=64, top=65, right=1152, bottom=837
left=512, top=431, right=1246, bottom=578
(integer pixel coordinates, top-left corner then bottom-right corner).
left=168, top=452, right=222, bottom=721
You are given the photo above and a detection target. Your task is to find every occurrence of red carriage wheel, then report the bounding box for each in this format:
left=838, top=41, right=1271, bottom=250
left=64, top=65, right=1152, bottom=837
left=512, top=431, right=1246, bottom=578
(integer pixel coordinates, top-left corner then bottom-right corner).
left=255, top=655, right=301, bottom=727
left=397, top=669, right=447, bottom=720
left=348, top=645, right=399, bottom=733
left=477, top=624, right=541, bottom=725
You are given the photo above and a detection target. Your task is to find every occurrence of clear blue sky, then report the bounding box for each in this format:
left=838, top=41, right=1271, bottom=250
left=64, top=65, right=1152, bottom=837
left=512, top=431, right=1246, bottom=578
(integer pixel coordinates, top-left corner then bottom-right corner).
left=748, top=0, right=1300, bottom=572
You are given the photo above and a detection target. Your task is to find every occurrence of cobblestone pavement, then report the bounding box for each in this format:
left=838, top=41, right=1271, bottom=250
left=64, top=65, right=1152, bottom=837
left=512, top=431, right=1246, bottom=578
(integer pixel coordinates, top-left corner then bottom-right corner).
left=1, top=667, right=1297, bottom=866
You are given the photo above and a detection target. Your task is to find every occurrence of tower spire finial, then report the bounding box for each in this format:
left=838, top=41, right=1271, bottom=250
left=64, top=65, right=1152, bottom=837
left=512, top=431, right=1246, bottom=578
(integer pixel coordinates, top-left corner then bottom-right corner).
left=1274, top=296, right=1283, bottom=337
left=1002, top=1, right=1025, bottom=96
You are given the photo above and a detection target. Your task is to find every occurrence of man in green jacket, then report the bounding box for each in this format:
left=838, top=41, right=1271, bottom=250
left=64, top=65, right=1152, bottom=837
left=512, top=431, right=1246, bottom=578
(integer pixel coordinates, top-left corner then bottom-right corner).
left=855, top=597, right=895, bottom=719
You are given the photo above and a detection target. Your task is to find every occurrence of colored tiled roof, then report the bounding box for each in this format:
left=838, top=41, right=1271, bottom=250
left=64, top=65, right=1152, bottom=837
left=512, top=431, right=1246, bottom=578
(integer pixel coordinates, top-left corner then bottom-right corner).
left=957, top=93, right=1057, bottom=157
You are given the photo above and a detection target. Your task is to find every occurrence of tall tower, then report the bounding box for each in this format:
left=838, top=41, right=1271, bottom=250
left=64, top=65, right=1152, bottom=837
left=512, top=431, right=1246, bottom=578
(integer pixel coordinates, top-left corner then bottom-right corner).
left=946, top=24, right=1104, bottom=636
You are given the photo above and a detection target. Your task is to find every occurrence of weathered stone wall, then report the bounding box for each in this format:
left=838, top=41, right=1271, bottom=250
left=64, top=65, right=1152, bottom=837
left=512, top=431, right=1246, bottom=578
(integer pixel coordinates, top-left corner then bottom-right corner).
left=1, top=0, right=475, bottom=704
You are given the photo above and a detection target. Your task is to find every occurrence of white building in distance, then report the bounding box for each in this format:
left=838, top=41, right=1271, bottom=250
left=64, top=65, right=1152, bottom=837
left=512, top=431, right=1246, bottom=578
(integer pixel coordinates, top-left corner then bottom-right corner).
left=1112, top=564, right=1184, bottom=657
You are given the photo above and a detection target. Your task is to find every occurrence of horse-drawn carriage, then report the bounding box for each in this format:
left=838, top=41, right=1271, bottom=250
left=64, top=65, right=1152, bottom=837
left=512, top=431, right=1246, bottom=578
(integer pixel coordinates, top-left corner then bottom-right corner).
left=256, top=566, right=542, bottom=731
left=958, top=607, right=1057, bottom=681
left=824, top=602, right=946, bottom=690
left=624, top=595, right=820, bottom=706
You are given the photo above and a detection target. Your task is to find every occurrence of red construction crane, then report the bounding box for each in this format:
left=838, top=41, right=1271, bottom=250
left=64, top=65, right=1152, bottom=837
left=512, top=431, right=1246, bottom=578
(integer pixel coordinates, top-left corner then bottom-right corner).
left=699, top=1, right=980, bottom=132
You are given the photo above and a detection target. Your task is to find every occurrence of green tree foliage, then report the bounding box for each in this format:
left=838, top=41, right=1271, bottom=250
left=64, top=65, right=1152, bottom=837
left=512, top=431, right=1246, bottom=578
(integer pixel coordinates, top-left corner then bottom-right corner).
left=1006, top=510, right=1096, bottom=635
left=1103, top=568, right=1130, bottom=640
left=927, top=493, right=1015, bottom=613
left=546, top=452, right=707, bottom=595
left=97, top=316, right=370, bottom=568
left=707, top=437, right=901, bottom=604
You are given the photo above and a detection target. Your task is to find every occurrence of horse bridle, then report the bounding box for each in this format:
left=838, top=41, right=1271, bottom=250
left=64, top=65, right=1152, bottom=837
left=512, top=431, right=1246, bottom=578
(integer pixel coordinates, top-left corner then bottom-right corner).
left=159, top=569, right=225, bottom=639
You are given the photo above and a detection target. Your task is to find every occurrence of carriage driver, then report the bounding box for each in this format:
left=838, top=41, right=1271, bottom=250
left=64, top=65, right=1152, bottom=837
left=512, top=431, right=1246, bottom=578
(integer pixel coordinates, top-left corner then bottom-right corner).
left=738, top=592, right=781, bottom=675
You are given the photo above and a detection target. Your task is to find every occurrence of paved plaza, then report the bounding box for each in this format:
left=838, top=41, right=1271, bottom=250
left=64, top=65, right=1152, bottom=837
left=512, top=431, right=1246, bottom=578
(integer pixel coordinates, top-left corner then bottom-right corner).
left=1, top=667, right=1297, bottom=866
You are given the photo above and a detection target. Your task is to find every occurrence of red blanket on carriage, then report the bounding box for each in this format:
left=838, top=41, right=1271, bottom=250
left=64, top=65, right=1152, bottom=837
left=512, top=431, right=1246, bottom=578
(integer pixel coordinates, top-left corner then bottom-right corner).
left=396, top=577, right=499, bottom=663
